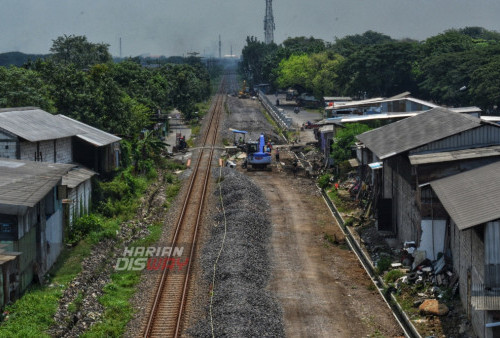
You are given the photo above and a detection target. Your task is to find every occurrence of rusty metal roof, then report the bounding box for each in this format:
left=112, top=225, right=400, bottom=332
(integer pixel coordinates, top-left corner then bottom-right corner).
left=56, top=115, right=121, bottom=147
left=0, top=108, right=81, bottom=141
left=431, top=160, right=500, bottom=230
left=0, top=158, right=74, bottom=207
left=356, top=107, right=492, bottom=159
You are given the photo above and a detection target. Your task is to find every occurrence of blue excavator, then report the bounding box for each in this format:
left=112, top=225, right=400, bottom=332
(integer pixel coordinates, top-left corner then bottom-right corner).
left=231, top=130, right=271, bottom=171
left=243, top=133, right=272, bottom=171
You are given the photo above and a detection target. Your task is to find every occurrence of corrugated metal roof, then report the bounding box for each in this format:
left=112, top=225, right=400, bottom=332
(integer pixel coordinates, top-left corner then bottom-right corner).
left=323, top=97, right=352, bottom=101
left=450, top=106, right=482, bottom=114
left=56, top=115, right=121, bottom=147
left=62, top=167, right=96, bottom=189
left=0, top=108, right=81, bottom=142
left=0, top=159, right=74, bottom=207
left=430, top=161, right=500, bottom=230
left=409, top=145, right=500, bottom=165
left=326, top=97, right=384, bottom=110
left=356, top=107, right=490, bottom=159
left=319, top=125, right=334, bottom=133
left=482, top=116, right=500, bottom=123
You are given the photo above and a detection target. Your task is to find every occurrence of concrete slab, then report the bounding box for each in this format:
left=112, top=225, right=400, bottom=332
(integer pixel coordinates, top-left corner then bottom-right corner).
left=266, top=94, right=323, bottom=144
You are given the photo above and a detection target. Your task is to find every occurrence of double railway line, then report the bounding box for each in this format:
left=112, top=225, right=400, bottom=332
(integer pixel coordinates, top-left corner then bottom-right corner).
left=143, top=77, right=227, bottom=337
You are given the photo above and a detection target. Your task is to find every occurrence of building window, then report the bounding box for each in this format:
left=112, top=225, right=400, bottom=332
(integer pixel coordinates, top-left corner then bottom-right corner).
left=0, top=214, right=18, bottom=240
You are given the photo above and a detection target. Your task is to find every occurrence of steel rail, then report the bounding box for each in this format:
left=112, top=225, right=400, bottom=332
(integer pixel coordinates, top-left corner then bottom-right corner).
left=143, top=77, right=226, bottom=337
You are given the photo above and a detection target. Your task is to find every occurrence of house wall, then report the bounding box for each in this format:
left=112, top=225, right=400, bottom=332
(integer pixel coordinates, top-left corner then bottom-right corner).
left=450, top=224, right=488, bottom=337
left=19, top=137, right=72, bottom=163
left=417, top=157, right=500, bottom=183
left=55, top=137, right=72, bottom=163
left=0, top=130, right=18, bottom=159
left=381, top=155, right=420, bottom=243
left=45, top=207, right=63, bottom=271
left=394, top=156, right=420, bottom=244
left=410, top=125, right=500, bottom=155
left=68, top=179, right=92, bottom=226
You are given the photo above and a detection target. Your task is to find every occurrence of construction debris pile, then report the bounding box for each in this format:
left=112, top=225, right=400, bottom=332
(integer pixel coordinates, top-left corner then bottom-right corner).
left=189, top=168, right=284, bottom=337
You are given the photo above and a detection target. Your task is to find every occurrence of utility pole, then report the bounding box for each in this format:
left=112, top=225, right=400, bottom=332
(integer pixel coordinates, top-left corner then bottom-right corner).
left=264, top=0, right=275, bottom=44
left=119, top=37, right=122, bottom=58
left=219, top=34, right=222, bottom=59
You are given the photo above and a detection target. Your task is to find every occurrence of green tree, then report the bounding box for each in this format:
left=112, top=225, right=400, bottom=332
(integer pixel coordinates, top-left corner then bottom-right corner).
left=276, top=52, right=343, bottom=97
left=50, top=34, right=112, bottom=69
left=331, top=31, right=394, bottom=56
left=469, top=56, right=500, bottom=111
left=332, top=124, right=372, bottom=163
left=0, top=66, right=54, bottom=110
left=282, top=36, right=326, bottom=55
left=336, top=41, right=419, bottom=97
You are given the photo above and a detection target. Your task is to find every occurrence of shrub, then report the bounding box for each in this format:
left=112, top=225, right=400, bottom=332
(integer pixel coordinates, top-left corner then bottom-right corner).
left=376, top=256, right=392, bottom=275
left=317, top=174, right=331, bottom=189
left=344, top=217, right=354, bottom=227
left=68, top=214, right=103, bottom=245
left=384, top=269, right=405, bottom=284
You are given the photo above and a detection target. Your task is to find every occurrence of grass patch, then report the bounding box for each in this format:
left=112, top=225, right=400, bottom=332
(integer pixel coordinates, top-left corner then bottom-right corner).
left=0, top=239, right=92, bottom=337
left=384, top=269, right=405, bottom=284
left=83, top=221, right=164, bottom=337
left=327, top=189, right=349, bottom=213
left=375, top=256, right=392, bottom=275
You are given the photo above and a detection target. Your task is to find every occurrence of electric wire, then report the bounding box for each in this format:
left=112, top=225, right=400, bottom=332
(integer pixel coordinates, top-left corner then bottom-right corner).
left=209, top=164, right=228, bottom=338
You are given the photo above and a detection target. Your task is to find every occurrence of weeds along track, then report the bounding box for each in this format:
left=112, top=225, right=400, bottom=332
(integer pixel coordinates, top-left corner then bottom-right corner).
left=143, top=77, right=227, bottom=337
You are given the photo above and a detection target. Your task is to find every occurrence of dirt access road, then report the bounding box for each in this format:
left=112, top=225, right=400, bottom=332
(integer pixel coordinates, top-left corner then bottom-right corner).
left=248, top=169, right=403, bottom=338
left=223, top=89, right=402, bottom=337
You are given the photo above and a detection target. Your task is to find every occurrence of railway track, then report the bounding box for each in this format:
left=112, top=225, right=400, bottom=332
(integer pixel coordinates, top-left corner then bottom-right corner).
left=143, top=77, right=227, bottom=337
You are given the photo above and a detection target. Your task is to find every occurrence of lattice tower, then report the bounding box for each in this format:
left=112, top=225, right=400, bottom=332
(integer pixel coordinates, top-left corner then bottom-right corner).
left=264, top=0, right=275, bottom=44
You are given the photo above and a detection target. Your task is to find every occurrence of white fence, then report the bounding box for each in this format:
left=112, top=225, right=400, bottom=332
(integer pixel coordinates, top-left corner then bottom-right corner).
left=258, top=91, right=292, bottom=130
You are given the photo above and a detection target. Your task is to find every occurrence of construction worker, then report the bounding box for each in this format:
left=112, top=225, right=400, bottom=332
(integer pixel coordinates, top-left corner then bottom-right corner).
left=292, top=159, right=298, bottom=177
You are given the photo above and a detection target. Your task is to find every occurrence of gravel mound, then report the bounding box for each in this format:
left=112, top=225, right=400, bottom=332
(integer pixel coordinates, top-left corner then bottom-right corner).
left=188, top=168, right=284, bottom=337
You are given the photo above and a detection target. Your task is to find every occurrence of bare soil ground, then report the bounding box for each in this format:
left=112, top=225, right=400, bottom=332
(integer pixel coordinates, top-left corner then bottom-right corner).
left=247, top=166, right=403, bottom=338
left=222, top=93, right=403, bottom=337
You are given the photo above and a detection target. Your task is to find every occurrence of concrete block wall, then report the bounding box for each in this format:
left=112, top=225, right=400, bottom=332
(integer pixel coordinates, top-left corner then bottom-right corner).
left=56, top=137, right=72, bottom=164
left=19, top=141, right=37, bottom=161
left=0, top=141, right=17, bottom=159
left=20, top=137, right=72, bottom=163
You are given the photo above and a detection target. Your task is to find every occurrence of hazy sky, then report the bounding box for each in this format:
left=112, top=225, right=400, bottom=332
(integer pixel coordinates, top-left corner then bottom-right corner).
left=2, top=0, right=500, bottom=57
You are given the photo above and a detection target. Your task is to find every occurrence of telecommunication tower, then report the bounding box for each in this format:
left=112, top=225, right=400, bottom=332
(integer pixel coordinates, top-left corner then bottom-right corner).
left=219, top=35, right=222, bottom=59
left=264, top=0, right=275, bottom=44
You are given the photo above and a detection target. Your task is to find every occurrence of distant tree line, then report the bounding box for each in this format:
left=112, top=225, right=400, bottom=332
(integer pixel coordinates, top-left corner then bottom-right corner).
left=241, top=27, right=500, bottom=113
left=0, top=35, right=211, bottom=138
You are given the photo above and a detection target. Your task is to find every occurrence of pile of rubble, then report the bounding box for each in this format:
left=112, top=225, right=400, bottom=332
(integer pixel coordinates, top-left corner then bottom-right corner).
left=188, top=168, right=284, bottom=337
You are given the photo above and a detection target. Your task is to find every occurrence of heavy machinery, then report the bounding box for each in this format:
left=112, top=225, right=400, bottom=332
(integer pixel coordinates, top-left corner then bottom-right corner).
left=243, top=133, right=272, bottom=171
left=238, top=80, right=249, bottom=99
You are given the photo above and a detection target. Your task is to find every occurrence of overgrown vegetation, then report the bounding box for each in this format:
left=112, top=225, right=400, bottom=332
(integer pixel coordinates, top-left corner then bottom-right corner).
left=0, top=239, right=92, bottom=336
left=241, top=27, right=500, bottom=113
left=375, top=256, right=392, bottom=275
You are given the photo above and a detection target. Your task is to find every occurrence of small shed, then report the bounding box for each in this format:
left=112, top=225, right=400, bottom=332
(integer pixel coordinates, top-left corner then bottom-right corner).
left=0, top=158, right=74, bottom=302
left=56, top=115, right=121, bottom=175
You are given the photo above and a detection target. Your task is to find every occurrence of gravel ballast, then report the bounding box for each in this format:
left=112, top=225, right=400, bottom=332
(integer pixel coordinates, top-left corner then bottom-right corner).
left=188, top=168, right=284, bottom=337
